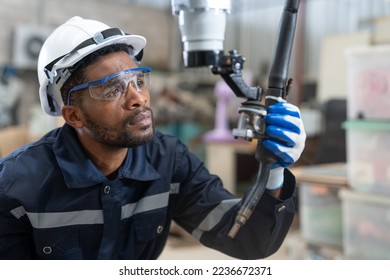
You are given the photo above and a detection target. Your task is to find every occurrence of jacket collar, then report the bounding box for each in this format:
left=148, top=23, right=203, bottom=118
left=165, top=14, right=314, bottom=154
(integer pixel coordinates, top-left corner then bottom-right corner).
left=53, top=124, right=160, bottom=188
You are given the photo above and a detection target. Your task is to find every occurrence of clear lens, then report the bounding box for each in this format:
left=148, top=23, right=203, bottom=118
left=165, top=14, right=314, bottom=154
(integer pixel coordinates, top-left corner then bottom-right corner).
left=66, top=67, right=152, bottom=105
left=89, top=70, right=151, bottom=100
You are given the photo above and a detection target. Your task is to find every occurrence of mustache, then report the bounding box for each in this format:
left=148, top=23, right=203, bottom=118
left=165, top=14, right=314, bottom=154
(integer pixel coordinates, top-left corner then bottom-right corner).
left=126, top=107, right=153, bottom=125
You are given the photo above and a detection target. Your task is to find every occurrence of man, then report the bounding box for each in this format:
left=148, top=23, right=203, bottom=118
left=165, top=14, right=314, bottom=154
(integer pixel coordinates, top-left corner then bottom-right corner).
left=0, top=16, right=306, bottom=260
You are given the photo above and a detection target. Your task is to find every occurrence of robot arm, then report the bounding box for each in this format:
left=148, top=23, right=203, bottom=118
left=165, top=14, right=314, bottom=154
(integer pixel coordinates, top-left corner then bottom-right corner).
left=171, top=0, right=230, bottom=68
left=171, top=0, right=301, bottom=238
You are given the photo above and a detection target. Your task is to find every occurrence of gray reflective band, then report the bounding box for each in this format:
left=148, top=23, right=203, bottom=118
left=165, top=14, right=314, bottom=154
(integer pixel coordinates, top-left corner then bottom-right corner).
left=10, top=206, right=26, bottom=219
left=170, top=182, right=180, bottom=194
left=10, top=191, right=170, bottom=229
left=121, top=192, right=169, bottom=219
left=192, top=198, right=240, bottom=239
left=27, top=209, right=104, bottom=228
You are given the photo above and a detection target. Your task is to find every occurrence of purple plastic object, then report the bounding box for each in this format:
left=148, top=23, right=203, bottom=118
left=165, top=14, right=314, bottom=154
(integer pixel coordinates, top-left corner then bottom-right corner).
left=203, top=80, right=236, bottom=143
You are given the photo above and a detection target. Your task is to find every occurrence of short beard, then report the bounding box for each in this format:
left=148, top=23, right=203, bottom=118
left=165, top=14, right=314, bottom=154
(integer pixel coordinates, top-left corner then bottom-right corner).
left=82, top=106, right=155, bottom=149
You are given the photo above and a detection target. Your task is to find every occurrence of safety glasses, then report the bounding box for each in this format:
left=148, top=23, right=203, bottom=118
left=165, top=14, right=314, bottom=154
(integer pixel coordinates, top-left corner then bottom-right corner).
left=66, top=67, right=152, bottom=105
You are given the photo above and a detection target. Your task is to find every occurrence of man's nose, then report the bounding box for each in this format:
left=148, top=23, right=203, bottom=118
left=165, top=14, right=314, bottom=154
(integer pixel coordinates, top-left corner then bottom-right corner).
left=124, top=84, right=147, bottom=109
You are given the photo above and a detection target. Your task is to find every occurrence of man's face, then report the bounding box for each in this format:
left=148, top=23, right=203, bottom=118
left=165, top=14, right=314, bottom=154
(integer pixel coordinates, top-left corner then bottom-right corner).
left=76, top=51, right=154, bottom=148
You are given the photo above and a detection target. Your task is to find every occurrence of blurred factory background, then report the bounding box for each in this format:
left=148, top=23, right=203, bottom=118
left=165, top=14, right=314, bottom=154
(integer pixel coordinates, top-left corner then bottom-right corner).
left=0, top=0, right=390, bottom=260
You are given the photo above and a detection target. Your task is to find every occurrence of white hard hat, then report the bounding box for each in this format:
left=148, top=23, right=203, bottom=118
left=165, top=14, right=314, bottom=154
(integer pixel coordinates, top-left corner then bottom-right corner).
left=37, top=16, right=147, bottom=116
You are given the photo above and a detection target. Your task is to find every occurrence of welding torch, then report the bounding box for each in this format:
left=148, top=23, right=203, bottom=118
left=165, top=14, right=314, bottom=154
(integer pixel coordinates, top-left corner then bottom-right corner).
left=228, top=0, right=300, bottom=239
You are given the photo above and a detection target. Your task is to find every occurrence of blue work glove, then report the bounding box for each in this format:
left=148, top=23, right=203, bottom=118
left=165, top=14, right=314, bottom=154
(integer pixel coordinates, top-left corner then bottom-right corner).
left=263, top=101, right=306, bottom=190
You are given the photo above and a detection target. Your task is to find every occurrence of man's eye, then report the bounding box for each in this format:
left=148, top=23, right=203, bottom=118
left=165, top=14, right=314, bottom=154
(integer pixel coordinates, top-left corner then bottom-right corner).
left=103, top=84, right=124, bottom=98
left=136, top=78, right=145, bottom=88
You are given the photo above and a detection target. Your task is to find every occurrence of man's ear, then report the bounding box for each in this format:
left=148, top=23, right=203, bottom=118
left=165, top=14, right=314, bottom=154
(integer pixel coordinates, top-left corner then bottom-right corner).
left=61, top=105, right=84, bottom=128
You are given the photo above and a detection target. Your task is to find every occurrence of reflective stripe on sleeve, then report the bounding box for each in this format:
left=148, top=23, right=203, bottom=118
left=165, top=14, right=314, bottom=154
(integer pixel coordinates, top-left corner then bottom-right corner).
left=10, top=206, right=26, bottom=219
left=192, top=198, right=240, bottom=240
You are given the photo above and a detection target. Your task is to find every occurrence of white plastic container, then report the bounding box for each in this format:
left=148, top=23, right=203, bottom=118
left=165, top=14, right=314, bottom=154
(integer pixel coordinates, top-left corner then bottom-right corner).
left=299, top=182, right=343, bottom=246
left=339, top=189, right=390, bottom=260
left=343, top=119, right=390, bottom=195
left=346, top=45, right=390, bottom=119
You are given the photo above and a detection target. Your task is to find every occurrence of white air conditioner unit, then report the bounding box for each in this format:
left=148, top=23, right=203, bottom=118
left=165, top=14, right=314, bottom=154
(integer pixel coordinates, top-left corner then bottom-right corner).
left=12, top=25, right=53, bottom=70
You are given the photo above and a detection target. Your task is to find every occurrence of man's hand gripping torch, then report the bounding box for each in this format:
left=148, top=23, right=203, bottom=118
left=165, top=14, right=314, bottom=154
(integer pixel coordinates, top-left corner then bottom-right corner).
left=172, top=0, right=300, bottom=239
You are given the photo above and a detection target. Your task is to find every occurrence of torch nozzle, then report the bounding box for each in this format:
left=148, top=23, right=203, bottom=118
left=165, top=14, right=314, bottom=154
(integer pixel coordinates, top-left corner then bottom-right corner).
left=228, top=207, right=254, bottom=239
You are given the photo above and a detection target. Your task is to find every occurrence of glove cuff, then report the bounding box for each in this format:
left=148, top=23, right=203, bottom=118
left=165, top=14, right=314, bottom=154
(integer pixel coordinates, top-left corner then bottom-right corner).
left=265, top=167, right=284, bottom=190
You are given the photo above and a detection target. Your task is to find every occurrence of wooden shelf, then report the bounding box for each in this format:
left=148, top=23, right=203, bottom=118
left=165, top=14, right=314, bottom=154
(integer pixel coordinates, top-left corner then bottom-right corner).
left=291, top=162, right=348, bottom=187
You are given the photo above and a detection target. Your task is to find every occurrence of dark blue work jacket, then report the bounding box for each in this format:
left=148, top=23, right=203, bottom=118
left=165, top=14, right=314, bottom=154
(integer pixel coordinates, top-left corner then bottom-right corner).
left=0, top=124, right=296, bottom=259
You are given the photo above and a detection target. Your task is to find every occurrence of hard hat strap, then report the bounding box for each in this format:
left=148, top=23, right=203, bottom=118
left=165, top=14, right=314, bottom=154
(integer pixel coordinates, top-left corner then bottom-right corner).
left=72, top=28, right=126, bottom=54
